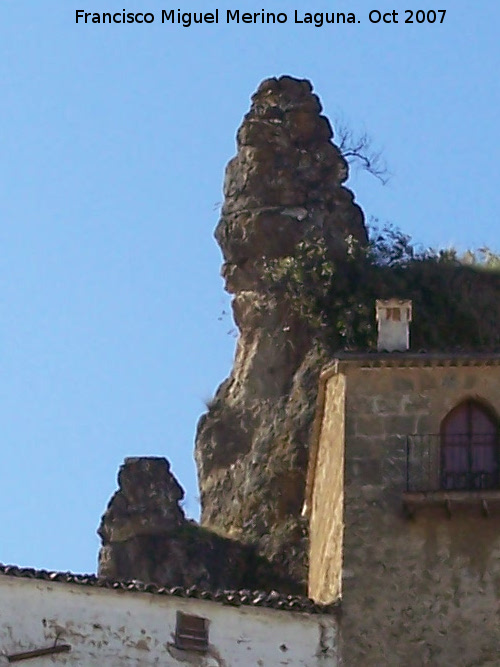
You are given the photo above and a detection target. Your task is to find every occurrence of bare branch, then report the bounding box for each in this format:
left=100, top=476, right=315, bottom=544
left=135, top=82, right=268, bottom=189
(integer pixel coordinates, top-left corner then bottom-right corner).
left=334, top=120, right=390, bottom=185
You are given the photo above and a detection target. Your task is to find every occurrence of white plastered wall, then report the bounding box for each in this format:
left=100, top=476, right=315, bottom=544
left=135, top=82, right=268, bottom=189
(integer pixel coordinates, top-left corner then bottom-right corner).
left=0, top=575, right=338, bottom=666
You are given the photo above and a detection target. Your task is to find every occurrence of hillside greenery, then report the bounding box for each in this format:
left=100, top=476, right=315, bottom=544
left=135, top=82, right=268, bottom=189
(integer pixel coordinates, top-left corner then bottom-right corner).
left=264, top=224, right=500, bottom=352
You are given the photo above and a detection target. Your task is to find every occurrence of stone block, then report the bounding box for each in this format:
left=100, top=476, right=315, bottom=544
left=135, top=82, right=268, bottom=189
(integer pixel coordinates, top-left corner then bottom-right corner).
left=344, top=416, right=357, bottom=437
left=442, top=373, right=459, bottom=389
left=346, top=458, right=382, bottom=485
left=417, top=370, right=439, bottom=391
left=463, top=374, right=478, bottom=390
left=381, top=456, right=406, bottom=486
left=374, top=395, right=405, bottom=415
left=402, top=393, right=431, bottom=414
left=392, top=376, right=415, bottom=391
left=360, top=484, right=385, bottom=502
left=383, top=434, right=407, bottom=455
left=355, top=416, right=385, bottom=436
left=347, top=394, right=376, bottom=414
left=347, top=435, right=373, bottom=457
left=415, top=415, right=434, bottom=434
left=384, top=415, right=418, bottom=437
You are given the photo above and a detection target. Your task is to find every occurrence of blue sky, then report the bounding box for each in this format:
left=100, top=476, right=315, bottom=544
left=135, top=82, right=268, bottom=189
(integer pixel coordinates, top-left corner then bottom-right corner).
left=0, top=0, right=499, bottom=573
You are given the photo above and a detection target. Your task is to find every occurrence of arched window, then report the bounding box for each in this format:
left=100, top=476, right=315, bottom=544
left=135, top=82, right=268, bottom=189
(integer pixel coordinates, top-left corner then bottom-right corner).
left=441, top=400, right=499, bottom=490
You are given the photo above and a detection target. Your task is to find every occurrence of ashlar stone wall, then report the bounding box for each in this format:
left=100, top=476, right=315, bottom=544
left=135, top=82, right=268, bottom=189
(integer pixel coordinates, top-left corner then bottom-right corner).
left=313, top=360, right=500, bottom=667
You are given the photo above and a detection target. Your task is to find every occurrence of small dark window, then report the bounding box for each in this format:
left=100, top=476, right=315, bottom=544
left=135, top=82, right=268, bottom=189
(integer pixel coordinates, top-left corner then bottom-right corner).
left=441, top=400, right=499, bottom=490
left=386, top=307, right=401, bottom=321
left=174, top=612, right=209, bottom=652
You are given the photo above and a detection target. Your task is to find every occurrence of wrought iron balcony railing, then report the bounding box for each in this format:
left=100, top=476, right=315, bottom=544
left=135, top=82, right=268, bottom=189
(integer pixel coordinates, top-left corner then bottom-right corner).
left=406, top=433, right=500, bottom=493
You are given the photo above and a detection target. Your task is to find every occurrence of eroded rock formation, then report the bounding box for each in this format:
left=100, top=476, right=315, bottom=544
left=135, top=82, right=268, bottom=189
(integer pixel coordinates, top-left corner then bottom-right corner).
left=98, top=457, right=298, bottom=592
left=98, top=457, right=196, bottom=585
left=97, top=77, right=500, bottom=601
left=97, top=76, right=367, bottom=592
left=195, top=76, right=367, bottom=587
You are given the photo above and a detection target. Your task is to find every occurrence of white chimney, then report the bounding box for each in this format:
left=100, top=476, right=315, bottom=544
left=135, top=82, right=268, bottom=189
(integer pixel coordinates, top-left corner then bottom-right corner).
left=376, top=299, right=412, bottom=352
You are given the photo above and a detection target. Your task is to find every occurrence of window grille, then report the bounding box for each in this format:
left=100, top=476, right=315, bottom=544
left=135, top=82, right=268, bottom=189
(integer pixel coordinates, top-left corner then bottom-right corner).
left=406, top=400, right=499, bottom=493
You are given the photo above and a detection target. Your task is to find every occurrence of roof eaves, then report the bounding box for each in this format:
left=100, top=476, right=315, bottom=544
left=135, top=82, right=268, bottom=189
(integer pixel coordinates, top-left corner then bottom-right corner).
left=0, top=564, right=339, bottom=616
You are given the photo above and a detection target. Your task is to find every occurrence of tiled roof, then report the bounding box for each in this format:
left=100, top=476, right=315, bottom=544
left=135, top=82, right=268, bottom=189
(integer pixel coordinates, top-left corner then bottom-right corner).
left=0, top=564, right=339, bottom=615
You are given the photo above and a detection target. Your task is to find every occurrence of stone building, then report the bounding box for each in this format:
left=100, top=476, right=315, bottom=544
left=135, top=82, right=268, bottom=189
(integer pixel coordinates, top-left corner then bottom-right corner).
left=306, top=300, right=500, bottom=666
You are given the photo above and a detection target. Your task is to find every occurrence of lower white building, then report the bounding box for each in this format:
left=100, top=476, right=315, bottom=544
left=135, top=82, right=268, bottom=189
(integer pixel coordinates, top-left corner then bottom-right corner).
left=0, top=564, right=339, bottom=666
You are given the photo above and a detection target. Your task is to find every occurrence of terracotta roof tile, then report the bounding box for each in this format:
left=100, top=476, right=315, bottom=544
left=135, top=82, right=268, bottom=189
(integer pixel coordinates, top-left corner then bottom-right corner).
left=0, top=563, right=339, bottom=615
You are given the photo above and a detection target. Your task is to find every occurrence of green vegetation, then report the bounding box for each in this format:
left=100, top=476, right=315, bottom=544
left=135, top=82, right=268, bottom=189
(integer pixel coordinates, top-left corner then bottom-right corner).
left=264, top=224, right=500, bottom=352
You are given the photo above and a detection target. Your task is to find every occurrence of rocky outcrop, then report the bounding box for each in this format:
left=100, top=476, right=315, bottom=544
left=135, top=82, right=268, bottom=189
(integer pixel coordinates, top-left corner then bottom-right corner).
left=97, top=457, right=299, bottom=592
left=98, top=457, right=196, bottom=586
left=195, top=76, right=367, bottom=588
left=97, top=77, right=500, bottom=598
left=98, top=457, right=185, bottom=546
left=217, top=76, right=366, bottom=296
left=97, top=77, right=367, bottom=592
